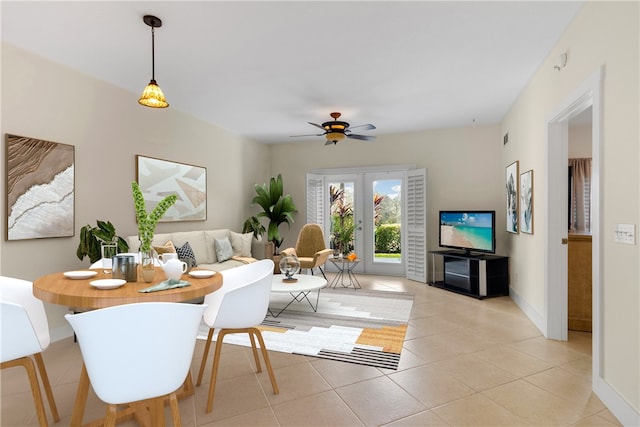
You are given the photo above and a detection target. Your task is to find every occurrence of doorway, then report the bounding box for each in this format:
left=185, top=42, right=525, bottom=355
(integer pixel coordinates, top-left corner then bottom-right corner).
left=567, top=108, right=593, bottom=333
left=306, top=165, right=426, bottom=280
left=323, top=172, right=405, bottom=276
left=545, top=68, right=602, bottom=376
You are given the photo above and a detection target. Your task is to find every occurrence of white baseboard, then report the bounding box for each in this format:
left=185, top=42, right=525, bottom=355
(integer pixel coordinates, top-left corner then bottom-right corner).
left=509, top=286, right=545, bottom=335
left=594, top=375, right=640, bottom=426
left=510, top=287, right=639, bottom=426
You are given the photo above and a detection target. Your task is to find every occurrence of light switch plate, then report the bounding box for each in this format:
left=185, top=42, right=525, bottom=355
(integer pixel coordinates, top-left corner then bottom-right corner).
left=614, top=223, right=635, bottom=244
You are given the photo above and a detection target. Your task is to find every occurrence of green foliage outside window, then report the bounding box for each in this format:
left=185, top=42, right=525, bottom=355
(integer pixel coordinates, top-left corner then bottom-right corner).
left=375, top=224, right=401, bottom=253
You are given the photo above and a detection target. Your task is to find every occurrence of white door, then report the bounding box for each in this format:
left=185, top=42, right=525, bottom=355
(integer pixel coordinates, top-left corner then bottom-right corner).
left=307, top=167, right=427, bottom=281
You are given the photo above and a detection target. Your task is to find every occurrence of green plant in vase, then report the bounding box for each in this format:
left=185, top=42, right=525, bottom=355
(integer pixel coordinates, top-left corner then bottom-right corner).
left=242, top=215, right=266, bottom=239
left=76, top=220, right=129, bottom=264
left=131, top=182, right=177, bottom=282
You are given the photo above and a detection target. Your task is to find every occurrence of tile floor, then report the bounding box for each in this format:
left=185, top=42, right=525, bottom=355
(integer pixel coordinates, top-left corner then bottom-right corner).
left=1, top=274, right=622, bottom=426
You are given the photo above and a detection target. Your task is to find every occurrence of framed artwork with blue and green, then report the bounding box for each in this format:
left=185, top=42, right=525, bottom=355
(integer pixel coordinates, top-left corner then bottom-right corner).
left=506, top=161, right=519, bottom=234
left=520, top=169, right=533, bottom=234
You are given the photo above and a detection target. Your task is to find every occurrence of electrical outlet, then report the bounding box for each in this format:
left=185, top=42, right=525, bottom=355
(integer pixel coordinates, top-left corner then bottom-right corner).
left=614, top=223, right=635, bottom=245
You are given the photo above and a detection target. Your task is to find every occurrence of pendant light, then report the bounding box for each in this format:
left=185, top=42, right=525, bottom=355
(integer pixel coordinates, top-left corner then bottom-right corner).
left=138, top=15, right=169, bottom=108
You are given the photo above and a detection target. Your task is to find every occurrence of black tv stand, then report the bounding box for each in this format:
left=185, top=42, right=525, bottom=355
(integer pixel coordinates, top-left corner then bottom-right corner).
left=428, top=250, right=509, bottom=299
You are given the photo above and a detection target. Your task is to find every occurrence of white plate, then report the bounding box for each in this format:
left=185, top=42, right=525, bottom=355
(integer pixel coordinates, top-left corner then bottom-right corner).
left=89, top=279, right=126, bottom=290
left=189, top=270, right=216, bottom=278
left=64, top=270, right=98, bottom=280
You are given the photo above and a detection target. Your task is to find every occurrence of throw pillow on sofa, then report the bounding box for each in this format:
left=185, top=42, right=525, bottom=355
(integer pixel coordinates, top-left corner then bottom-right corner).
left=153, top=240, right=176, bottom=255
left=229, top=231, right=253, bottom=257
left=214, top=237, right=234, bottom=262
left=175, top=242, right=197, bottom=267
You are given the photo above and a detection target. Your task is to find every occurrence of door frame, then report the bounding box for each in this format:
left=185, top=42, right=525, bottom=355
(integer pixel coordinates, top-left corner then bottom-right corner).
left=545, top=67, right=602, bottom=373
left=308, top=164, right=417, bottom=277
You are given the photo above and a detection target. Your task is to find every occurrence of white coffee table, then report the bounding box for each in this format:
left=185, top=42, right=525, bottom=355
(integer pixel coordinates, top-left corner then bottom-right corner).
left=268, top=274, right=327, bottom=317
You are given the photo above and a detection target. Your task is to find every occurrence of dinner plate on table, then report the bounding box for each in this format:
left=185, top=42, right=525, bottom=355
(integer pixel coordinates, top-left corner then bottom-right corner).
left=64, top=270, right=98, bottom=280
left=189, top=270, right=216, bottom=279
left=89, top=279, right=126, bottom=290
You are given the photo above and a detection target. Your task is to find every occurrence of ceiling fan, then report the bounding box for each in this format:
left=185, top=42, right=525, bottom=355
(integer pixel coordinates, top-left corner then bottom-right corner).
left=291, top=112, right=376, bottom=145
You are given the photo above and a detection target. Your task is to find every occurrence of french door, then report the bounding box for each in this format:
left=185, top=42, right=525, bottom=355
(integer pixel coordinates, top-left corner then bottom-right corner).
left=306, top=166, right=427, bottom=281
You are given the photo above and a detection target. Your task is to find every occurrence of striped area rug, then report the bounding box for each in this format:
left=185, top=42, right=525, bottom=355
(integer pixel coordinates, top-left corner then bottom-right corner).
left=198, top=288, right=413, bottom=370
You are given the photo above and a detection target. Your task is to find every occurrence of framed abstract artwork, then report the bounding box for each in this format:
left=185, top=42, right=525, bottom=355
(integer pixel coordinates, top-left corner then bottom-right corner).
left=6, top=134, right=75, bottom=240
left=520, top=169, right=533, bottom=234
left=506, top=160, right=519, bottom=234
left=136, top=155, right=207, bottom=221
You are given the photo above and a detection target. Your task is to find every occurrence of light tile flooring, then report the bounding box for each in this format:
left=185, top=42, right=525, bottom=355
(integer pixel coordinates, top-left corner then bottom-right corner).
left=1, top=274, right=622, bottom=426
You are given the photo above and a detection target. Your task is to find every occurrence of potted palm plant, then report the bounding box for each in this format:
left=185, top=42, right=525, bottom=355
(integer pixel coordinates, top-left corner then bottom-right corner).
left=251, top=174, right=297, bottom=252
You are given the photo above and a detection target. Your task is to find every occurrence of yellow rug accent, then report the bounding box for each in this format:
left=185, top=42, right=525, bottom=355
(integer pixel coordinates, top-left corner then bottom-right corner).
left=258, top=325, right=288, bottom=334
left=356, top=324, right=408, bottom=354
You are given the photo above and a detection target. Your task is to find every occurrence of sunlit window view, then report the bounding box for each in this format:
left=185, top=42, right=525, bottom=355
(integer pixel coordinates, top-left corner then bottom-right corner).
left=329, top=182, right=355, bottom=256
left=373, top=179, right=402, bottom=263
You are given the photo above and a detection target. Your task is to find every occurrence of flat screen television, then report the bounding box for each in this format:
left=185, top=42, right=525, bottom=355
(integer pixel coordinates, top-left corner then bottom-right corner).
left=439, top=210, right=496, bottom=255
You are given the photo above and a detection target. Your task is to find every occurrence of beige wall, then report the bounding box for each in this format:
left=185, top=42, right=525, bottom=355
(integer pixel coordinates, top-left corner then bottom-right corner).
left=0, top=43, right=270, bottom=337
left=501, top=1, right=639, bottom=413
left=569, top=123, right=592, bottom=158
left=1, top=0, right=638, bottom=418
left=269, top=124, right=506, bottom=264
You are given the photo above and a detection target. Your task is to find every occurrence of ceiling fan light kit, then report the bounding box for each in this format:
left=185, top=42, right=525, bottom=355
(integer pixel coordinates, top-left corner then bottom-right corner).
left=138, top=15, right=169, bottom=108
left=326, top=132, right=346, bottom=144
left=291, top=112, right=376, bottom=145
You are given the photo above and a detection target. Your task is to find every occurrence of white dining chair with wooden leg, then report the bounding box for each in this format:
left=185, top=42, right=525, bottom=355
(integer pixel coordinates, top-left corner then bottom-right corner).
left=196, top=259, right=279, bottom=413
left=0, top=276, right=60, bottom=427
left=65, top=302, right=206, bottom=427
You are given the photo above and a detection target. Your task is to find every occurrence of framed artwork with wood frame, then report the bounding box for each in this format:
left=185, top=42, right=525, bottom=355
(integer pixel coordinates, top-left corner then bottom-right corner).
left=136, top=155, right=207, bottom=222
left=506, top=161, right=519, bottom=234
left=6, top=134, right=75, bottom=240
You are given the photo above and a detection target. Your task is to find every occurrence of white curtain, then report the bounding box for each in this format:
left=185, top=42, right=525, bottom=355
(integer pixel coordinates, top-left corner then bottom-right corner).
left=569, top=158, right=591, bottom=233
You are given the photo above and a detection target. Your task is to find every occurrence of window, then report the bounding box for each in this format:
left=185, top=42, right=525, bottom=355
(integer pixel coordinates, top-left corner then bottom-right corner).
left=568, top=158, right=591, bottom=233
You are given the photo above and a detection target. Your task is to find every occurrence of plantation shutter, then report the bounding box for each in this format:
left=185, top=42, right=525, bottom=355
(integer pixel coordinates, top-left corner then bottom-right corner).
left=306, top=173, right=325, bottom=229
left=406, top=168, right=427, bottom=282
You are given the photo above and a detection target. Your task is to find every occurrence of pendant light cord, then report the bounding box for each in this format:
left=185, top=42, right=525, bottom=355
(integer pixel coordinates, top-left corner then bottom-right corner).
left=151, top=26, right=155, bottom=81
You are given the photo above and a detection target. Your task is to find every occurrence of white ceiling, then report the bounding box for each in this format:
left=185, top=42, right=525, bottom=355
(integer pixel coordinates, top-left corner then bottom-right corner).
left=1, top=1, right=584, bottom=144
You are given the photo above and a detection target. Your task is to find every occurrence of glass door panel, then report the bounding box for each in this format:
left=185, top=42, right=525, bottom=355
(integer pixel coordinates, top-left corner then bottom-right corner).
left=364, top=172, right=405, bottom=276
left=372, top=179, right=402, bottom=264
left=328, top=180, right=356, bottom=256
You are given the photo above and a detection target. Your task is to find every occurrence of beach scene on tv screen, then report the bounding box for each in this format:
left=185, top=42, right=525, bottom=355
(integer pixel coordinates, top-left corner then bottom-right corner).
left=440, top=212, right=493, bottom=251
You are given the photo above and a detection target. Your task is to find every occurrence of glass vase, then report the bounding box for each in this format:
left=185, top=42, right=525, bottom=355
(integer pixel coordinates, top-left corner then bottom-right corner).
left=140, top=249, right=156, bottom=283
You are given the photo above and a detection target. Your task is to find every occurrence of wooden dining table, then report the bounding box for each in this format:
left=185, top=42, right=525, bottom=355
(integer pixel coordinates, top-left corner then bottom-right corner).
left=33, top=267, right=222, bottom=427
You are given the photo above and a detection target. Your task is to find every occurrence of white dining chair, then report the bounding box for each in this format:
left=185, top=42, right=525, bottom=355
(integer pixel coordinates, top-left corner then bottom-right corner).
left=65, top=302, right=206, bottom=427
left=0, top=276, right=60, bottom=427
left=196, top=259, right=279, bottom=413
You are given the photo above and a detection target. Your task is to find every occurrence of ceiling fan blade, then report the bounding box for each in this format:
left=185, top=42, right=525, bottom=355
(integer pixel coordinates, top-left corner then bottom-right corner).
left=308, top=122, right=325, bottom=130
left=290, top=133, right=325, bottom=137
left=324, top=139, right=336, bottom=146
left=349, top=123, right=376, bottom=131
left=347, top=134, right=376, bottom=141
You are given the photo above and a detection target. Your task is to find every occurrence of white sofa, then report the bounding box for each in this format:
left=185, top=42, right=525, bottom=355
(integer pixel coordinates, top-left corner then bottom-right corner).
left=126, top=229, right=273, bottom=272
